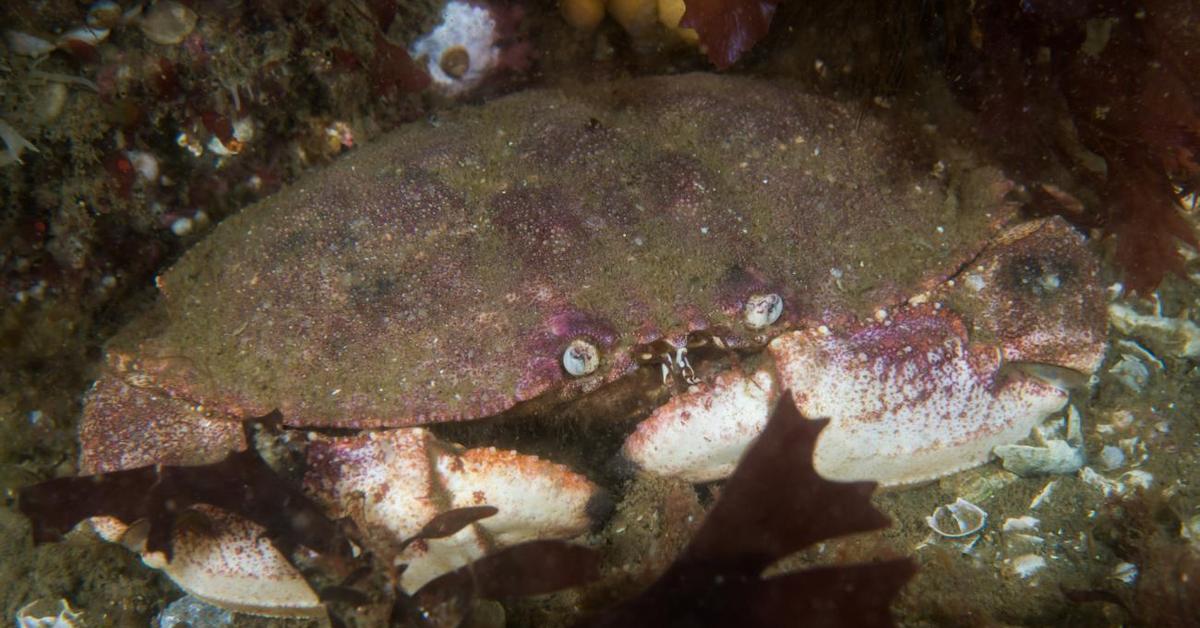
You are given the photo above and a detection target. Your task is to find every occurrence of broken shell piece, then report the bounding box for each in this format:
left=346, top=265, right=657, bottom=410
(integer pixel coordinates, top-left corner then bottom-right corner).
left=0, top=119, right=39, bottom=167
left=926, top=498, right=987, bottom=538
left=5, top=30, right=55, bottom=56
left=1029, top=480, right=1057, bottom=509
left=1009, top=553, right=1047, bottom=578
left=58, top=25, right=109, bottom=48
left=1109, top=353, right=1150, bottom=392
left=1111, top=562, right=1138, bottom=585
left=1108, top=301, right=1200, bottom=359
left=1079, top=467, right=1154, bottom=498
left=994, top=439, right=1085, bottom=476
left=16, top=598, right=82, bottom=628
left=1121, top=470, right=1153, bottom=491
left=158, top=594, right=235, bottom=627
left=1098, top=445, right=1125, bottom=470
left=1002, top=516, right=1040, bottom=533
left=1180, top=514, right=1200, bottom=550
left=993, top=404, right=1086, bottom=476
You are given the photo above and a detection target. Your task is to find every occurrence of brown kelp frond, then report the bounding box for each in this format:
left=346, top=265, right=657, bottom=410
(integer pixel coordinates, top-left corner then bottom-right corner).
left=680, top=0, right=780, bottom=69
left=17, top=413, right=352, bottom=562
left=1108, top=162, right=1199, bottom=293
left=578, top=392, right=916, bottom=627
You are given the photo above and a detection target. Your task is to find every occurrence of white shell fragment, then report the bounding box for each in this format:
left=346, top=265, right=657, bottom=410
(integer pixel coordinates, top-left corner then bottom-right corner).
left=0, top=118, right=39, bottom=167
left=16, top=598, right=82, bottom=628
left=58, top=25, right=110, bottom=47
left=622, top=369, right=777, bottom=482
left=770, top=307, right=1070, bottom=485
left=1002, top=516, right=1040, bottom=533
left=562, top=338, right=600, bottom=376
left=993, top=404, right=1086, bottom=476
left=926, top=497, right=988, bottom=538
left=4, top=30, right=55, bottom=56
left=1098, top=445, right=1125, bottom=470
left=1079, top=466, right=1154, bottom=498
left=1009, top=554, right=1047, bottom=578
left=1108, top=353, right=1150, bottom=392
left=1112, top=562, right=1138, bottom=585
left=743, top=293, right=784, bottom=329
left=1108, top=301, right=1200, bottom=359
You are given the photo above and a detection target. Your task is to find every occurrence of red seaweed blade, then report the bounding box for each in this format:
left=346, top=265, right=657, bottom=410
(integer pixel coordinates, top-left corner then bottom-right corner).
left=681, top=0, right=781, bottom=69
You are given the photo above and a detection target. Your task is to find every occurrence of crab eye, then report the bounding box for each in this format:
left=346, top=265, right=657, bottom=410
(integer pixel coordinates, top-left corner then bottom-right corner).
left=562, top=338, right=600, bottom=377
left=743, top=293, right=783, bottom=329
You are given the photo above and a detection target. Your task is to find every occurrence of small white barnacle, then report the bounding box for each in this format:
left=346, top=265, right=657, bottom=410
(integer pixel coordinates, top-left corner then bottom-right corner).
left=562, top=338, right=600, bottom=377
left=743, top=293, right=783, bottom=329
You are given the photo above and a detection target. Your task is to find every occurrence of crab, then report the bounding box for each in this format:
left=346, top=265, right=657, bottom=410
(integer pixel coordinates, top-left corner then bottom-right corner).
left=75, top=74, right=1107, bottom=617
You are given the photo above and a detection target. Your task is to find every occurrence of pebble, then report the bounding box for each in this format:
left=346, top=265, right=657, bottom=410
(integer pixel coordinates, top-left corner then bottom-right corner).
left=1098, top=445, right=1125, bottom=470
left=140, top=1, right=198, bottom=45
left=170, top=216, right=194, bottom=236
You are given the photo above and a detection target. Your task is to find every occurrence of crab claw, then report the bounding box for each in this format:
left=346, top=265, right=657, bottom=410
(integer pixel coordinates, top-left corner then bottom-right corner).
left=624, top=217, right=1106, bottom=486
left=305, top=428, right=605, bottom=592
left=621, top=368, right=777, bottom=483
left=77, top=374, right=604, bottom=613
left=89, top=508, right=324, bottom=618
left=770, top=306, right=1072, bottom=485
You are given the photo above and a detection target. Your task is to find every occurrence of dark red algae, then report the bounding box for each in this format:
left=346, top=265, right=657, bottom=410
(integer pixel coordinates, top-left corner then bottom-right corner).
left=577, top=392, right=916, bottom=628
left=681, top=0, right=781, bottom=69
left=17, top=412, right=352, bottom=562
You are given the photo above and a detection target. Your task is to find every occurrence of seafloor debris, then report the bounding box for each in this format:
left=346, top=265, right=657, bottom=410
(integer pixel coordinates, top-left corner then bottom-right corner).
left=926, top=498, right=988, bottom=539
left=0, top=117, right=38, bottom=167
left=1108, top=301, right=1200, bottom=360
left=15, top=598, right=82, bottom=628
left=579, top=392, right=915, bottom=627
left=993, top=404, right=1087, bottom=476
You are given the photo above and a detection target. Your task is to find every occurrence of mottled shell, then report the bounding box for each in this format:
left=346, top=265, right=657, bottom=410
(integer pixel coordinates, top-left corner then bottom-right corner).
left=112, top=74, right=1012, bottom=427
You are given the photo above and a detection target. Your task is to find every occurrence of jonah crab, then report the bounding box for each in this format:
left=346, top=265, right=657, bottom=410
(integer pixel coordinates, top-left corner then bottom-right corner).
left=73, top=74, right=1106, bottom=617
